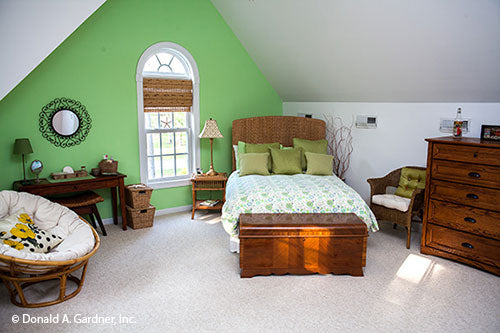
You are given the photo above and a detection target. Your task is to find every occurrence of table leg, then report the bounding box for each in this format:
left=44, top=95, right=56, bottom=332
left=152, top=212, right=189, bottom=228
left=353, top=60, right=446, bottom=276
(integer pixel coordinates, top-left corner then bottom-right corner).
left=110, top=187, right=118, bottom=225
left=118, top=178, right=127, bottom=230
left=191, top=187, right=196, bottom=220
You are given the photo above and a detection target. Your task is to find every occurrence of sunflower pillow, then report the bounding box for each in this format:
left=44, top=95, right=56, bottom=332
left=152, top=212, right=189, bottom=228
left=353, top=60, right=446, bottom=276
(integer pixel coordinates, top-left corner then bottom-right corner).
left=0, top=211, right=63, bottom=253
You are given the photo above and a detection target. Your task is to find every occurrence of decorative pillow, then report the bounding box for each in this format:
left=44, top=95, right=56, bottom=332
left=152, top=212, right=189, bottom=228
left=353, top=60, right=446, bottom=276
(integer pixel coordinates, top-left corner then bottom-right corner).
left=245, top=142, right=280, bottom=171
left=0, top=211, right=63, bottom=253
left=239, top=153, right=270, bottom=176
left=305, top=152, right=334, bottom=175
left=270, top=148, right=302, bottom=175
left=293, top=138, right=328, bottom=170
left=394, top=167, right=426, bottom=198
left=234, top=141, right=247, bottom=169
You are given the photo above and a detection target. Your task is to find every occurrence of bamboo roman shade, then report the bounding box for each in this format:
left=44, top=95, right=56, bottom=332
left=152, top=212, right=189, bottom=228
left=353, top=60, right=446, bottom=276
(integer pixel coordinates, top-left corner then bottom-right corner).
left=143, top=78, right=193, bottom=112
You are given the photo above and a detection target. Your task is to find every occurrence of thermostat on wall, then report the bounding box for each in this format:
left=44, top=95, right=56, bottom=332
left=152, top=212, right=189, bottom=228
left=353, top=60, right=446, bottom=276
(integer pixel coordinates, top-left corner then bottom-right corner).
left=355, top=115, right=377, bottom=129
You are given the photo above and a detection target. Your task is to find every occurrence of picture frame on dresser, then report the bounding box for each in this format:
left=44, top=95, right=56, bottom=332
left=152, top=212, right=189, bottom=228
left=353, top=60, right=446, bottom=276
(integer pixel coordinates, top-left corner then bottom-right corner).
left=480, top=125, right=500, bottom=141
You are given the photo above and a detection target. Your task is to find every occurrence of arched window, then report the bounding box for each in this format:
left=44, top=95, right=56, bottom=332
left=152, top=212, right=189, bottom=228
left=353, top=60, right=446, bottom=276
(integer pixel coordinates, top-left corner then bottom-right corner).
left=136, top=43, right=200, bottom=189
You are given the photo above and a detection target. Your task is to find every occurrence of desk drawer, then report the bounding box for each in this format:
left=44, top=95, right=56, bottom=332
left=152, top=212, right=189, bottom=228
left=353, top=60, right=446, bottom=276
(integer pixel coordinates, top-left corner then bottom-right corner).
left=433, top=143, right=500, bottom=166
left=425, top=223, right=500, bottom=268
left=430, top=180, right=500, bottom=211
left=427, top=200, right=500, bottom=239
left=431, top=159, right=500, bottom=188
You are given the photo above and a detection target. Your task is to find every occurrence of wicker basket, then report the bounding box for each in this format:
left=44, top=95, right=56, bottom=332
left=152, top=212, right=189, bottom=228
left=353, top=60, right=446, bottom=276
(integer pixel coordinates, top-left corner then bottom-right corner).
left=98, top=160, right=118, bottom=174
left=125, top=184, right=153, bottom=208
left=126, top=205, right=155, bottom=229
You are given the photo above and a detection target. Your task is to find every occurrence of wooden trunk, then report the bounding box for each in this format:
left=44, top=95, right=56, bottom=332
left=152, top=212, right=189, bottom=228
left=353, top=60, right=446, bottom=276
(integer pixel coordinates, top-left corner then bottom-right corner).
left=239, top=213, right=368, bottom=278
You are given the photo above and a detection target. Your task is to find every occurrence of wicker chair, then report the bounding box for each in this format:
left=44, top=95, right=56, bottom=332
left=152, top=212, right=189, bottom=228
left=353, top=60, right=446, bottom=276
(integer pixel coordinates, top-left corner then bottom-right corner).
left=367, top=166, right=426, bottom=249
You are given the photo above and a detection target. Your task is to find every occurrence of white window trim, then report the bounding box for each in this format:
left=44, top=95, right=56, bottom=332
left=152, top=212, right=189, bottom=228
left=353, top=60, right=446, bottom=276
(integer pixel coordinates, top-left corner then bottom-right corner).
left=136, top=42, right=200, bottom=189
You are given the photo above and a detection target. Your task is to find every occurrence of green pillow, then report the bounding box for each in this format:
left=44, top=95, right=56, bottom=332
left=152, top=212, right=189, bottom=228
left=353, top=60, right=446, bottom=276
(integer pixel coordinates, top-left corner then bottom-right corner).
left=305, top=152, right=334, bottom=176
left=395, top=167, right=426, bottom=198
left=245, top=142, right=280, bottom=171
left=270, top=148, right=302, bottom=175
left=293, top=138, right=328, bottom=170
left=235, top=141, right=246, bottom=169
left=239, top=153, right=270, bottom=176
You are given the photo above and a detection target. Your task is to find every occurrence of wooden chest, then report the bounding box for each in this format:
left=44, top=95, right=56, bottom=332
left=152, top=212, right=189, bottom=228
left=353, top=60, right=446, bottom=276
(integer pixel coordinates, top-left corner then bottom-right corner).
left=239, top=213, right=368, bottom=278
left=422, top=137, right=500, bottom=276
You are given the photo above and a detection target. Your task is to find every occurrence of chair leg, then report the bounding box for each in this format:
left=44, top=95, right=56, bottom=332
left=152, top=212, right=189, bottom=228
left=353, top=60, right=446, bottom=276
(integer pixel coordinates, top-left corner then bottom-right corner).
left=91, top=205, right=107, bottom=236
left=405, top=226, right=411, bottom=249
left=87, top=214, right=97, bottom=229
left=393, top=223, right=397, bottom=229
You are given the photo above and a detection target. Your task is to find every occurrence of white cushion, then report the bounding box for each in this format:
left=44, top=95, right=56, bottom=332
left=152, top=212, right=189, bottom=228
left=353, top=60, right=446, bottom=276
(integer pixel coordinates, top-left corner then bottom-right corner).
left=0, top=190, right=95, bottom=261
left=233, top=145, right=239, bottom=169
left=372, top=194, right=411, bottom=212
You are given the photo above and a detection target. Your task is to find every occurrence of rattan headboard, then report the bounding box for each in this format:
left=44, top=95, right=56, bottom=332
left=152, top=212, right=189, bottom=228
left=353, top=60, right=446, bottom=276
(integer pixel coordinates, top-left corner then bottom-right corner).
left=232, top=116, right=326, bottom=170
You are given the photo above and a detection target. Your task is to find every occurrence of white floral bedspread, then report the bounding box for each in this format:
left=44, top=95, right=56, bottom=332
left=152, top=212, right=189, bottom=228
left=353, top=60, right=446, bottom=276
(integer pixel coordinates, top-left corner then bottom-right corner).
left=221, top=172, right=378, bottom=238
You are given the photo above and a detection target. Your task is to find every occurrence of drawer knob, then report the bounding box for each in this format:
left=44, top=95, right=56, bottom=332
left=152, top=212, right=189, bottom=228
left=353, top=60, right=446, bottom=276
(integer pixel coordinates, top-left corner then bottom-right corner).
left=473, top=152, right=478, bottom=158
left=467, top=172, right=481, bottom=178
left=464, top=217, right=476, bottom=223
left=461, top=242, right=474, bottom=249
left=466, top=193, right=479, bottom=200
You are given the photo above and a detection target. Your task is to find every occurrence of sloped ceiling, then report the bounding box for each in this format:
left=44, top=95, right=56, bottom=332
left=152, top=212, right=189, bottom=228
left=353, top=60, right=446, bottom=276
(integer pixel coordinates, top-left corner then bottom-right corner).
left=211, top=0, right=500, bottom=102
left=0, top=0, right=106, bottom=101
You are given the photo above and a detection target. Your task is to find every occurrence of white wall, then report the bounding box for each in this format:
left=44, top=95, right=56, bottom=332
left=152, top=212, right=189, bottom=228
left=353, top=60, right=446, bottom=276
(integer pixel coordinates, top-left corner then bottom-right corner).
left=0, top=0, right=106, bottom=101
left=284, top=103, right=500, bottom=201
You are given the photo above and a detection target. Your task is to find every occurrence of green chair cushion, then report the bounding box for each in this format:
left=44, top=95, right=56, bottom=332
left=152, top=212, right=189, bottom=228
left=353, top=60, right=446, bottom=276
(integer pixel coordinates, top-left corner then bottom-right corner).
left=293, top=138, right=328, bottom=170
left=395, top=167, right=426, bottom=198
left=245, top=142, right=280, bottom=171
left=270, top=148, right=302, bottom=175
left=239, top=153, right=270, bottom=176
left=305, top=152, right=334, bottom=176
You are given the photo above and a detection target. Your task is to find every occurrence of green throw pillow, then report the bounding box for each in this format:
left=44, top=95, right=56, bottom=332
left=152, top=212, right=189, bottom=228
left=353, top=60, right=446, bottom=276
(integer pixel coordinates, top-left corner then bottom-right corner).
left=235, top=141, right=247, bottom=169
left=305, top=152, right=334, bottom=176
left=239, top=153, right=270, bottom=176
left=293, top=138, right=328, bottom=170
left=270, top=148, right=302, bottom=175
left=395, top=167, right=426, bottom=198
left=245, top=142, right=280, bottom=171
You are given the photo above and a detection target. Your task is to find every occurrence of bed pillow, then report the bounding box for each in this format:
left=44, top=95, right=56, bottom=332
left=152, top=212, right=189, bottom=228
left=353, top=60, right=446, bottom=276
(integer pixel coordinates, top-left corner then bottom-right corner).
left=293, top=138, right=328, bottom=170
left=270, top=148, right=302, bottom=175
left=394, top=167, right=426, bottom=198
left=239, top=153, right=270, bottom=176
left=305, top=152, right=334, bottom=176
left=245, top=142, right=280, bottom=171
left=0, top=211, right=63, bottom=253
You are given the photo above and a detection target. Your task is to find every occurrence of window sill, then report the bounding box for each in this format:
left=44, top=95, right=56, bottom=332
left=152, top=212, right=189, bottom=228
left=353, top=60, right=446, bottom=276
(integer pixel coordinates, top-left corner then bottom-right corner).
left=147, top=178, right=191, bottom=189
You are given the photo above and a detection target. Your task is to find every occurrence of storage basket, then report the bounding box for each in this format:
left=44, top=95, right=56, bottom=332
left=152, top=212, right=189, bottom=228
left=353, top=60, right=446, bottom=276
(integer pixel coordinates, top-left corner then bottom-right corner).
left=98, top=160, right=118, bottom=174
left=126, top=205, right=155, bottom=229
left=125, top=184, right=153, bottom=208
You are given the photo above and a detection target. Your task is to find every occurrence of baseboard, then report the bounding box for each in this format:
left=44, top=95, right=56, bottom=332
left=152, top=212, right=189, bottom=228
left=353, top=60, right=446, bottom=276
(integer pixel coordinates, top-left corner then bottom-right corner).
left=101, top=204, right=192, bottom=225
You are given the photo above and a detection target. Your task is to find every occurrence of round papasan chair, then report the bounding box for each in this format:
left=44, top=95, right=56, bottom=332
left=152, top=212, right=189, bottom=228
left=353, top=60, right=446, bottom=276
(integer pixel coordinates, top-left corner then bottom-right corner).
left=0, top=190, right=100, bottom=308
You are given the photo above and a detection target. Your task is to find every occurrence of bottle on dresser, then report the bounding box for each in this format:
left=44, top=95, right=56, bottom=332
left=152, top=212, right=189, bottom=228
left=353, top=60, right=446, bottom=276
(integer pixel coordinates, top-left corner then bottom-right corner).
left=453, top=107, right=463, bottom=137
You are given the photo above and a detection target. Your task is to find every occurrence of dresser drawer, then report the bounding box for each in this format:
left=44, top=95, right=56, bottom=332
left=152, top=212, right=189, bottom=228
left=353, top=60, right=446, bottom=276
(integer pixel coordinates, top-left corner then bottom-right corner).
left=430, top=180, right=500, bottom=211
left=433, top=143, right=500, bottom=166
left=425, top=223, right=500, bottom=268
left=427, top=200, right=500, bottom=239
left=431, top=159, right=500, bottom=188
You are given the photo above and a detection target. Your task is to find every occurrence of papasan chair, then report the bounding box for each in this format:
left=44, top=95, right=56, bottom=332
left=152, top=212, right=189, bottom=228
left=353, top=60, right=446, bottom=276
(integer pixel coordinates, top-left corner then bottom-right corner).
left=0, top=190, right=100, bottom=308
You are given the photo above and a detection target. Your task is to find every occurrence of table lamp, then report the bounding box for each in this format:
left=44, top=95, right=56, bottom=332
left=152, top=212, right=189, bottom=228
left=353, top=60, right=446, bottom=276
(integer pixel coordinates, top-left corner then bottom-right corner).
left=14, top=138, right=33, bottom=184
left=199, top=118, right=223, bottom=176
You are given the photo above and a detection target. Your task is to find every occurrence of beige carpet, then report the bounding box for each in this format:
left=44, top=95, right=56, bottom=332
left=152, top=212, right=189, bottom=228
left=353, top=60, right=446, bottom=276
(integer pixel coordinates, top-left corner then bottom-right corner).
left=1, top=211, right=499, bottom=332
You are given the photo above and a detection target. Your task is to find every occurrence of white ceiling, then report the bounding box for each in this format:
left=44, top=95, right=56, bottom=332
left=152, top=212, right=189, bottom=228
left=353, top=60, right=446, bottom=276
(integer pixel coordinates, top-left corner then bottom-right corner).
left=0, top=0, right=106, bottom=101
left=211, top=0, right=500, bottom=102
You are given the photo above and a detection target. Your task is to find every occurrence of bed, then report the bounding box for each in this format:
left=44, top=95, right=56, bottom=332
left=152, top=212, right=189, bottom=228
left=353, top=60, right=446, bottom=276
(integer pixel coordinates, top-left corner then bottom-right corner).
left=221, top=116, right=378, bottom=252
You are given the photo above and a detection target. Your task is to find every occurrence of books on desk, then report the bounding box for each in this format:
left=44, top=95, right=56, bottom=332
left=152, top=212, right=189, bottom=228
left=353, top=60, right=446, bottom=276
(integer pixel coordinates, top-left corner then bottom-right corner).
left=199, top=200, right=220, bottom=207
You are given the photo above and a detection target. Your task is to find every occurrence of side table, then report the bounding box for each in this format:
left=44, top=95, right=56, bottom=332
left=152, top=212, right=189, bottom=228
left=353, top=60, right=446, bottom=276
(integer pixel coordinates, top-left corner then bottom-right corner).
left=191, top=173, right=227, bottom=219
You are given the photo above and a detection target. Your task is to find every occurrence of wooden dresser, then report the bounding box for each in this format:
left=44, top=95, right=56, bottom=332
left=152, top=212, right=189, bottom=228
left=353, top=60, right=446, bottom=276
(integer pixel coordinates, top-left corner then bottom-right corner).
left=421, top=137, right=500, bottom=275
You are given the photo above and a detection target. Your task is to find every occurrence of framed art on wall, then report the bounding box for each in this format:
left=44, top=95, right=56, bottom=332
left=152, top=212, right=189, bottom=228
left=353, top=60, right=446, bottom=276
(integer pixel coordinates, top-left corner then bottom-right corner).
left=480, top=125, right=500, bottom=142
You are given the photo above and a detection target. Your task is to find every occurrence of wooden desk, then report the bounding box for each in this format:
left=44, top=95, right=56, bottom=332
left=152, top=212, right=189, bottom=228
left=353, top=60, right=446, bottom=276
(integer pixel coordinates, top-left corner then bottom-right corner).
left=13, top=174, right=128, bottom=230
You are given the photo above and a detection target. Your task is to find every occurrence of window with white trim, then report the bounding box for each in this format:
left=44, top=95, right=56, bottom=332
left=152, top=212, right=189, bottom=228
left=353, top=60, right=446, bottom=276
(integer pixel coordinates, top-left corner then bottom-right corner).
left=136, top=43, right=200, bottom=189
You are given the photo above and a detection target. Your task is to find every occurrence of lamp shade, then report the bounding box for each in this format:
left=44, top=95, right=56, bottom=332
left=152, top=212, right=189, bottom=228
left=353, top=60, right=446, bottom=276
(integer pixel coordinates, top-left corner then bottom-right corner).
left=13, top=138, right=33, bottom=155
left=199, top=118, right=223, bottom=139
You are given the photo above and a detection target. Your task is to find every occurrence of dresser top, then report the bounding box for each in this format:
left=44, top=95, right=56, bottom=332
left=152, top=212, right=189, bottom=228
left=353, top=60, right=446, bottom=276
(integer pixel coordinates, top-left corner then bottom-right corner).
left=426, top=136, right=500, bottom=148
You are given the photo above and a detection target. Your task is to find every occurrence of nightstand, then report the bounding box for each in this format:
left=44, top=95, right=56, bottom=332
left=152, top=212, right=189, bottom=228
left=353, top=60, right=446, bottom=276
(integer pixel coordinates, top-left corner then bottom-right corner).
left=191, top=173, right=227, bottom=219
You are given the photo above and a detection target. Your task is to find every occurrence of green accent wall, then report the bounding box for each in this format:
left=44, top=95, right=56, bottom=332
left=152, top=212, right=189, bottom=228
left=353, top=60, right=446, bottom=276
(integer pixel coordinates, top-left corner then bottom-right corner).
left=0, top=0, right=282, bottom=218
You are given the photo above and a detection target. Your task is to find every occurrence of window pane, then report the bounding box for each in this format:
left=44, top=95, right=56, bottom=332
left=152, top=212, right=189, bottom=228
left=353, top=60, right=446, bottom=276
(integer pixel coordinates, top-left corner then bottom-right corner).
left=143, top=56, right=160, bottom=72
left=148, top=157, right=162, bottom=179
left=175, top=132, right=188, bottom=154
left=161, top=133, right=174, bottom=154
left=147, top=133, right=161, bottom=156
left=156, top=53, right=173, bottom=65
left=173, top=112, right=187, bottom=128
left=170, top=56, right=187, bottom=75
left=145, top=113, right=159, bottom=129
left=159, top=112, right=173, bottom=128
left=162, top=156, right=175, bottom=178
left=176, top=154, right=189, bottom=176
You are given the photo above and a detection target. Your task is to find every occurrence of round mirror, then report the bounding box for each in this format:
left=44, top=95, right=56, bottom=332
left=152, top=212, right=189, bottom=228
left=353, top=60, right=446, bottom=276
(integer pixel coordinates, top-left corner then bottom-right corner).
left=30, top=160, right=43, bottom=174
left=51, top=110, right=80, bottom=136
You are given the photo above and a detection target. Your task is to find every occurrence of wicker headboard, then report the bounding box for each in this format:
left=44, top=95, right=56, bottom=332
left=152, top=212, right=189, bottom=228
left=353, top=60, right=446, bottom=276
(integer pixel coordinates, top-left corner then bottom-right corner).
left=232, top=116, right=326, bottom=170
